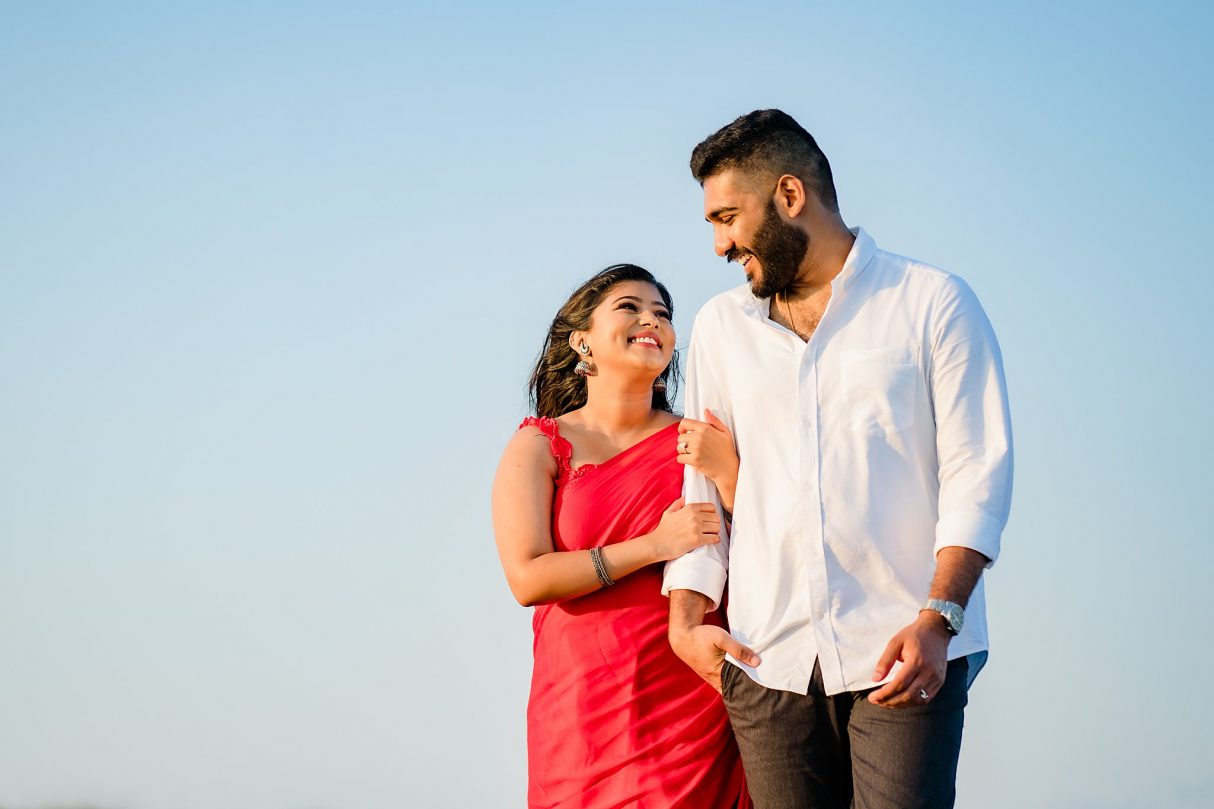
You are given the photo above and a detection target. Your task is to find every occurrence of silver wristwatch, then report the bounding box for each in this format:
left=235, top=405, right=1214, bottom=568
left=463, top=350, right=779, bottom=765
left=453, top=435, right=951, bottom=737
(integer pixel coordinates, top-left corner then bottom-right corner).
left=922, top=599, right=965, bottom=636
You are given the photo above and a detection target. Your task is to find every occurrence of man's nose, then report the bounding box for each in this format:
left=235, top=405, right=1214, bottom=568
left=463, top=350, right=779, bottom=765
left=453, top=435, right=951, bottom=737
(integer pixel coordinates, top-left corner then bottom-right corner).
left=713, top=227, right=733, bottom=258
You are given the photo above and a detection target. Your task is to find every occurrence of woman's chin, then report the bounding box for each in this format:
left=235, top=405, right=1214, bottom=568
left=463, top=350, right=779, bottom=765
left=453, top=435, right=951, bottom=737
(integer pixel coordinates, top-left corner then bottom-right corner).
left=592, top=369, right=666, bottom=391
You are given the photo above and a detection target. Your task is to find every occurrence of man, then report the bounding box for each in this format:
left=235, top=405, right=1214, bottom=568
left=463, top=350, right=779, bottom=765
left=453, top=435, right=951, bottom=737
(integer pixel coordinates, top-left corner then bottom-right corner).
left=664, top=109, right=1012, bottom=809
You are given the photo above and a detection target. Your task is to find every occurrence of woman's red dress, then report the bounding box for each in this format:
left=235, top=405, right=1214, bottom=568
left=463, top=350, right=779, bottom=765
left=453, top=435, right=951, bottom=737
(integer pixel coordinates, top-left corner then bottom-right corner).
left=519, top=416, right=748, bottom=809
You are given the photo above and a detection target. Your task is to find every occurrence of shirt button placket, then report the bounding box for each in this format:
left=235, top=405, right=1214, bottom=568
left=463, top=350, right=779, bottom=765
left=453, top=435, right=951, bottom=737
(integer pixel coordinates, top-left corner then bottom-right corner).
left=798, top=345, right=830, bottom=691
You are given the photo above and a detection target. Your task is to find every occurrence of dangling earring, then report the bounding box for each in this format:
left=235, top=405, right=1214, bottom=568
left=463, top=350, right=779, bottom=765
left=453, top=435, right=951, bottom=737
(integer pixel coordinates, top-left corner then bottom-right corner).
left=574, top=341, right=596, bottom=377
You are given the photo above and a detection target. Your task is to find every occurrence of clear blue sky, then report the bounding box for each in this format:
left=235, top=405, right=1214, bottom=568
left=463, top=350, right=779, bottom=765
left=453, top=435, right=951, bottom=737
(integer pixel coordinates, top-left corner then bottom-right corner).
left=2, top=3, right=1211, bottom=808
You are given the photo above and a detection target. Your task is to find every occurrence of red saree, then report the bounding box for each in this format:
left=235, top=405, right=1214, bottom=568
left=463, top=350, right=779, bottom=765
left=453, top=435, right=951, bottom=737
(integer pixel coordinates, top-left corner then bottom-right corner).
left=520, top=416, right=748, bottom=809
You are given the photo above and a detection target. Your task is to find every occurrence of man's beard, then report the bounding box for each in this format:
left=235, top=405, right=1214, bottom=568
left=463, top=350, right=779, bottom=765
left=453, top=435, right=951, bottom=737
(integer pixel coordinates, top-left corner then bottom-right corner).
left=734, top=199, right=809, bottom=299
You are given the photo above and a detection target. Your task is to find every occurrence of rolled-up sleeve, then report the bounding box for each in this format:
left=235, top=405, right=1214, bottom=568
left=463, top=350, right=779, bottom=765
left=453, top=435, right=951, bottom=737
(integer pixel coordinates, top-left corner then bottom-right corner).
left=929, top=277, right=1013, bottom=566
left=662, top=316, right=731, bottom=609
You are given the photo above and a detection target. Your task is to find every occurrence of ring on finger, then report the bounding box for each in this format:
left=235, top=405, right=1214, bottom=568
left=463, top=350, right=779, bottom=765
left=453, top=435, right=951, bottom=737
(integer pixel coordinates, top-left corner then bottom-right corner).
left=678, top=441, right=689, bottom=454
left=919, top=688, right=930, bottom=701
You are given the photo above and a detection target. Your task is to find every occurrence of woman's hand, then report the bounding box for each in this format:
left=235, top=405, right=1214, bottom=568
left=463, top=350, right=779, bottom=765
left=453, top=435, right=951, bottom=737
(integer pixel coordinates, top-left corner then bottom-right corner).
left=676, top=409, right=739, bottom=511
left=645, top=498, right=721, bottom=562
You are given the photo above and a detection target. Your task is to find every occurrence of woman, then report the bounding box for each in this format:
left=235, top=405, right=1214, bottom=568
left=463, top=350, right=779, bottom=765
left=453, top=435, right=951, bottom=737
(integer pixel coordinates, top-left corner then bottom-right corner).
left=492, top=264, right=749, bottom=808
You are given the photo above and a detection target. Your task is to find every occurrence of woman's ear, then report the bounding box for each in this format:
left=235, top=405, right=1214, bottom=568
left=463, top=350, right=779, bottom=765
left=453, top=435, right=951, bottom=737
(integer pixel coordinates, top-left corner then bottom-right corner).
left=568, top=331, right=591, bottom=357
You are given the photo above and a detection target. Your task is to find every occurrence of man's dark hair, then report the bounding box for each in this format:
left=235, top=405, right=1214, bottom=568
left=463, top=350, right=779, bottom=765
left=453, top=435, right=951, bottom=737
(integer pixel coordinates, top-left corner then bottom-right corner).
left=690, top=109, right=839, bottom=212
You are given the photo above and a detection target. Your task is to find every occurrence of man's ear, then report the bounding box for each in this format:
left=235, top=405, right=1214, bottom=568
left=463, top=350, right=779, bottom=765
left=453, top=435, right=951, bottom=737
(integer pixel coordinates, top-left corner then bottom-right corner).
left=774, top=174, right=807, bottom=219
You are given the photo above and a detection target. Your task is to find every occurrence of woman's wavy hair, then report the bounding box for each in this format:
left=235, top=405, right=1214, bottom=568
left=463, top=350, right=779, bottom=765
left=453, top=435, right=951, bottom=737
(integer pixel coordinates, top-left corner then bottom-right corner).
left=529, top=264, right=680, bottom=418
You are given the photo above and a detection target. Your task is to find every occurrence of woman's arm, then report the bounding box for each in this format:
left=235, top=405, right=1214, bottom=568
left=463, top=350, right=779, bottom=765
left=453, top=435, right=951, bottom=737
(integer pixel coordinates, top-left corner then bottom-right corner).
left=492, top=426, right=721, bottom=607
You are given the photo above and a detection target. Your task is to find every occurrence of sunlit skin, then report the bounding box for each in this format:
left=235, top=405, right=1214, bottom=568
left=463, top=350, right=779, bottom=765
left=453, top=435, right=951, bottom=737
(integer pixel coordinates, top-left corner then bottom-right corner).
left=702, top=168, right=855, bottom=337
left=669, top=170, right=991, bottom=705
left=492, top=281, right=740, bottom=608
left=565, top=281, right=678, bottom=445
left=675, top=409, right=738, bottom=513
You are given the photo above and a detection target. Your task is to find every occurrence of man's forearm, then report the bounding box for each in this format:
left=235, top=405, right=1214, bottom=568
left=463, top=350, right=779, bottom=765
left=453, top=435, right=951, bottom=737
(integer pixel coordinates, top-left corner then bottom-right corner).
left=928, top=546, right=989, bottom=608
left=669, top=588, right=712, bottom=635
left=667, top=587, right=760, bottom=687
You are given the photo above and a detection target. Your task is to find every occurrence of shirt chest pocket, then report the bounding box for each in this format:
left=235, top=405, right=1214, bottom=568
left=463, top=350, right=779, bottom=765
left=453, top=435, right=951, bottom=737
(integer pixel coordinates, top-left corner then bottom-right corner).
left=840, top=346, right=921, bottom=438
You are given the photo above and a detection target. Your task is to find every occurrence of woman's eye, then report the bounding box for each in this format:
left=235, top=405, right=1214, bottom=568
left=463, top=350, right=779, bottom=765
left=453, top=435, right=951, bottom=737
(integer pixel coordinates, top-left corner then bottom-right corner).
left=618, top=302, right=637, bottom=311
left=658, top=311, right=671, bottom=319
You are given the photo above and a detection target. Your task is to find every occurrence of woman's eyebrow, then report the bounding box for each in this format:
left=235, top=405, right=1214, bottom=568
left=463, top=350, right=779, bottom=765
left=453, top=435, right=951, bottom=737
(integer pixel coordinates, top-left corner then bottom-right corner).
left=611, top=294, right=668, bottom=308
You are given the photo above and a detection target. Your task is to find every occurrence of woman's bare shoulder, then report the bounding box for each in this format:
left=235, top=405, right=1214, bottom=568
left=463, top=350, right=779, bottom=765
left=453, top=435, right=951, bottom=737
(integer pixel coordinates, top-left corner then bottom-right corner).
left=499, top=420, right=559, bottom=477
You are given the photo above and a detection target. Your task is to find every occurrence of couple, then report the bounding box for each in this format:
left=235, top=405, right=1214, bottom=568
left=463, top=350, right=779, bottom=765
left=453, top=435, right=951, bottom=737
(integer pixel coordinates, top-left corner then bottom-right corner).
left=492, top=109, right=1013, bottom=809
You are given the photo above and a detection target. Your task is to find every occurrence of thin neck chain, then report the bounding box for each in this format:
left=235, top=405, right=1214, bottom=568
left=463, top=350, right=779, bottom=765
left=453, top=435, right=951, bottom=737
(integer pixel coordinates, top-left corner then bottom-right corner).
left=780, top=293, right=805, bottom=339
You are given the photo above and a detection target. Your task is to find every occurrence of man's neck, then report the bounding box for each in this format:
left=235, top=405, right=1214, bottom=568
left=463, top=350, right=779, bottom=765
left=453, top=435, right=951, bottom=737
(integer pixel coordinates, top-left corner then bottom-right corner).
left=786, top=222, right=856, bottom=301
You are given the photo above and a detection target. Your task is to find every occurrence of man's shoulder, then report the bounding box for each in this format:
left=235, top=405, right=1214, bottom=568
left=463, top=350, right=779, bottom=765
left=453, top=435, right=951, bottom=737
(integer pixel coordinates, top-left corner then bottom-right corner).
left=870, top=246, right=976, bottom=302
left=866, top=245, right=996, bottom=340
left=872, top=245, right=953, bottom=284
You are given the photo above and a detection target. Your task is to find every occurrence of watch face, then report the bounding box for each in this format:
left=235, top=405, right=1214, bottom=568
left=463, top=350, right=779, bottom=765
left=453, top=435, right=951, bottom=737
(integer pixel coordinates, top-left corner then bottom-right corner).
left=946, top=605, right=964, bottom=634
left=925, top=600, right=964, bottom=635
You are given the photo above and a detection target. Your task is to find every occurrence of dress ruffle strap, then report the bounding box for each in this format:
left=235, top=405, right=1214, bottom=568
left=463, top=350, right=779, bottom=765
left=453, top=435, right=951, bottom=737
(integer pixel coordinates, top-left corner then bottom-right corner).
left=519, top=416, right=573, bottom=478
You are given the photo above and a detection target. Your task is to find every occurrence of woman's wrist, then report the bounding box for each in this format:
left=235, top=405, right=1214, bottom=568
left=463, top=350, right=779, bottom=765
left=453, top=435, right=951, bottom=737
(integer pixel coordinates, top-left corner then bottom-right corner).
left=631, top=531, right=662, bottom=566
left=714, top=474, right=737, bottom=514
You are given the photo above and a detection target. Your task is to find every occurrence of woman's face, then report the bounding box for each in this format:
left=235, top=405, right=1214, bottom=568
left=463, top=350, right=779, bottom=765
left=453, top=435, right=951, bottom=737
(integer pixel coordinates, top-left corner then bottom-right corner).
left=574, top=281, right=675, bottom=381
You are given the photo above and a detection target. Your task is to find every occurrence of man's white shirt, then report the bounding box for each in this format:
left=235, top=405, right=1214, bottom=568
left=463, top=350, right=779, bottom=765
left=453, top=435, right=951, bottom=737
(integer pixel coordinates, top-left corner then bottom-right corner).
left=663, top=228, right=1013, bottom=697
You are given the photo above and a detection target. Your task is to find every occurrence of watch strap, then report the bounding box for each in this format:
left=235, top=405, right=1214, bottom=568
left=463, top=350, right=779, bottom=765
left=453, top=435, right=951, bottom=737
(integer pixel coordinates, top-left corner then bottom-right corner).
left=922, top=598, right=965, bottom=636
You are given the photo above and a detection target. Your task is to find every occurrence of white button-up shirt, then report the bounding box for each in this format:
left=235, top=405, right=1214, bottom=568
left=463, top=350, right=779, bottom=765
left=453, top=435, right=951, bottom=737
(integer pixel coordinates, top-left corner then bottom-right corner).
left=663, top=228, right=1013, bottom=696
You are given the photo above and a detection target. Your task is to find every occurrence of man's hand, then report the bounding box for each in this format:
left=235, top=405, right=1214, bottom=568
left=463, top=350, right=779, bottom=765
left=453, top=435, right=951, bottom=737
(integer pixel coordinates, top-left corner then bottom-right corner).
left=669, top=623, right=761, bottom=693
left=867, top=611, right=951, bottom=708
left=668, top=588, right=759, bottom=693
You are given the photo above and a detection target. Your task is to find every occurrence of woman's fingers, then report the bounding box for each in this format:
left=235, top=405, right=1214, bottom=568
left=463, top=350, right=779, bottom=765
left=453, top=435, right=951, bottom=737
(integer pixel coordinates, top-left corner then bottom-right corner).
left=703, top=408, right=730, bottom=435
left=678, top=417, right=707, bottom=434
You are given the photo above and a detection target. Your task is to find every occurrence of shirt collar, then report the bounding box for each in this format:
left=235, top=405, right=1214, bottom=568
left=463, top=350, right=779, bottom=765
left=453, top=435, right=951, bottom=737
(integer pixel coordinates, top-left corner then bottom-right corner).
left=833, top=226, right=877, bottom=292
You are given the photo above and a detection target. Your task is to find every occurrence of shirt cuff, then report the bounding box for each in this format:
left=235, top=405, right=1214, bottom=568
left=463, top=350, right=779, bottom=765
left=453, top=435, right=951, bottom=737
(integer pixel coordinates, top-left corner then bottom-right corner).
left=934, top=510, right=1003, bottom=567
left=662, top=555, right=727, bottom=611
